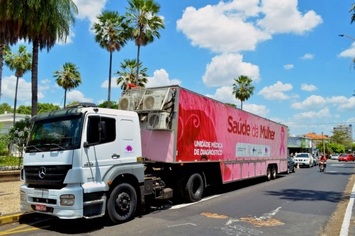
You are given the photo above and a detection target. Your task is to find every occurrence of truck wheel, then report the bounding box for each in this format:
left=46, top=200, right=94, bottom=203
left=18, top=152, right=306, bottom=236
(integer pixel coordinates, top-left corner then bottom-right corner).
left=266, top=167, right=271, bottom=181
left=271, top=166, right=277, bottom=179
left=107, top=183, right=137, bottom=224
left=184, top=173, right=204, bottom=202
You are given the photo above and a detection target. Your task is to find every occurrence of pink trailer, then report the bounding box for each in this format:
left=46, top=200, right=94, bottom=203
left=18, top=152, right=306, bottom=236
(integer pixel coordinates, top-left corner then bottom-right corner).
left=121, top=85, right=288, bottom=202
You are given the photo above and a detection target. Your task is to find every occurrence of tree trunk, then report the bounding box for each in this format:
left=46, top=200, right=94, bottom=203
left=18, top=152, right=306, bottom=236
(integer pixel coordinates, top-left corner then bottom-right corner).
left=31, top=40, right=39, bottom=117
left=13, top=76, right=19, bottom=125
left=107, top=51, right=112, bottom=108
left=0, top=42, right=4, bottom=101
left=64, top=89, right=67, bottom=108
left=136, top=45, right=141, bottom=85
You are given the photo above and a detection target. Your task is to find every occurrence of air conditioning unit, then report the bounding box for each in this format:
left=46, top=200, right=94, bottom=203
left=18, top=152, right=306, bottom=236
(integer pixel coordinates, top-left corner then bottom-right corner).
left=143, top=88, right=169, bottom=110
left=147, top=112, right=170, bottom=130
left=119, top=97, right=137, bottom=111
left=118, top=89, right=145, bottom=111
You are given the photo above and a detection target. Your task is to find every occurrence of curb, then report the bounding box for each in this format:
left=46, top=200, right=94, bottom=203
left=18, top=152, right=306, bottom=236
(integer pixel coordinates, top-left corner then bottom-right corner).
left=0, top=212, right=25, bottom=225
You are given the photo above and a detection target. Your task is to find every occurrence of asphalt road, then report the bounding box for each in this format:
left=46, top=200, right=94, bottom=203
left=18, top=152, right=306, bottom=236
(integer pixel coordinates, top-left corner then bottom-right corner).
left=1, top=160, right=354, bottom=236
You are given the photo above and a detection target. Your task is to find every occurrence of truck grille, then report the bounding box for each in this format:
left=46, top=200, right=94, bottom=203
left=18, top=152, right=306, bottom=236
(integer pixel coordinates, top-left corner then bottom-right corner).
left=24, top=165, right=72, bottom=189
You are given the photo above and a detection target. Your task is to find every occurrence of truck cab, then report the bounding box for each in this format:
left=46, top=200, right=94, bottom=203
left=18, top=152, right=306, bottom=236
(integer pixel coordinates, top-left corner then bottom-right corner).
left=20, top=103, right=145, bottom=222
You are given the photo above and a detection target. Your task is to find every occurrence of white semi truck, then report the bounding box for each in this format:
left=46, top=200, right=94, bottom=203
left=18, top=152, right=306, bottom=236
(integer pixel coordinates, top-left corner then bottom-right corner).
left=20, top=85, right=288, bottom=224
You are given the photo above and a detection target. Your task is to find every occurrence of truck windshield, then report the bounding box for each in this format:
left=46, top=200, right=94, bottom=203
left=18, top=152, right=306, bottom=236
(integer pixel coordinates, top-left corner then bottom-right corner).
left=26, top=115, right=83, bottom=152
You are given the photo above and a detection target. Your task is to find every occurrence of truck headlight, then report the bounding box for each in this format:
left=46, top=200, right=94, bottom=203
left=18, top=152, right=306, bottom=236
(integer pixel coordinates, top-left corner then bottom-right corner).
left=20, top=191, right=26, bottom=201
left=60, top=194, right=75, bottom=206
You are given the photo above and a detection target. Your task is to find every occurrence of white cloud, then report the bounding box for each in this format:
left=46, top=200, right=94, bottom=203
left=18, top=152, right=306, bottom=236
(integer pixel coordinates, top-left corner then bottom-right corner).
left=292, top=107, right=330, bottom=120
left=67, top=90, right=93, bottom=103
left=101, top=77, right=120, bottom=89
left=244, top=103, right=270, bottom=117
left=283, top=64, right=294, bottom=70
left=1, top=75, right=46, bottom=104
left=203, top=54, right=260, bottom=87
left=176, top=2, right=271, bottom=53
left=300, top=53, right=314, bottom=60
left=338, top=42, right=355, bottom=58
left=146, top=69, right=182, bottom=88
left=291, top=95, right=326, bottom=110
left=301, top=83, right=317, bottom=92
left=257, top=0, right=323, bottom=35
left=177, top=0, right=322, bottom=53
left=73, top=0, right=106, bottom=24
left=206, top=86, right=235, bottom=103
left=258, top=81, right=292, bottom=100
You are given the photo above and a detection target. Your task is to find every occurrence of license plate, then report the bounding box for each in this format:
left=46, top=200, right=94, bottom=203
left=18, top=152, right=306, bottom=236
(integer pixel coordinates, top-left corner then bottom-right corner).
left=35, top=204, right=47, bottom=211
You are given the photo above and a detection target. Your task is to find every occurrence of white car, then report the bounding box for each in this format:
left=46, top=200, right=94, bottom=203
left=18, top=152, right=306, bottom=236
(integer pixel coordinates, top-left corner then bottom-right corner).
left=330, top=153, right=339, bottom=160
left=293, top=153, right=314, bottom=168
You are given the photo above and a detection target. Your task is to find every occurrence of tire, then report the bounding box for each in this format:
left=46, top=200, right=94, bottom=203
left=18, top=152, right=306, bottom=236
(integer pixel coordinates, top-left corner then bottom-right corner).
left=266, top=167, right=272, bottom=181
left=287, top=166, right=290, bottom=174
left=184, top=173, right=204, bottom=202
left=107, top=183, right=137, bottom=224
left=271, top=166, right=277, bottom=179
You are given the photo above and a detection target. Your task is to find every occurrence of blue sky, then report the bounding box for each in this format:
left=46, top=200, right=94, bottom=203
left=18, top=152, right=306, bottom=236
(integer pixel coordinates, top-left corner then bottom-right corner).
left=3, top=0, right=355, bottom=137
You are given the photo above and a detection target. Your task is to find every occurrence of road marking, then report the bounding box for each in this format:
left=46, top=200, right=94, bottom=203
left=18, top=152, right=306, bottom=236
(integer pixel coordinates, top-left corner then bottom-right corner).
left=170, top=195, right=220, bottom=209
left=340, top=181, right=355, bottom=236
left=167, top=223, right=197, bottom=228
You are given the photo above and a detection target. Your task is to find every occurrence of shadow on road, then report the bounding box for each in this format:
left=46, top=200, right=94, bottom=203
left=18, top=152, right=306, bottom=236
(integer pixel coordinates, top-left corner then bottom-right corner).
left=265, top=188, right=343, bottom=203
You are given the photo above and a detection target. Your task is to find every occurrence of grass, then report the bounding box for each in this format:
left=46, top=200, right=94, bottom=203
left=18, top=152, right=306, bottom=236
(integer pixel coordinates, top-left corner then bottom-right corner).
left=0, top=156, right=22, bottom=168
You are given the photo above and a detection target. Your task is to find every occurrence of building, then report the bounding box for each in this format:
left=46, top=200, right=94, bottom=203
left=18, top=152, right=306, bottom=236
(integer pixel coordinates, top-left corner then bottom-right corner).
left=333, top=124, right=353, bottom=141
left=0, top=112, right=29, bottom=134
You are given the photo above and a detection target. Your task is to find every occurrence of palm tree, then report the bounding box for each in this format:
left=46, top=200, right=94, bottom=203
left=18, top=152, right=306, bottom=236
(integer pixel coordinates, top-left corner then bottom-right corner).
left=232, top=75, right=255, bottom=110
left=3, top=45, right=32, bottom=125
left=351, top=3, right=355, bottom=23
left=93, top=11, right=128, bottom=108
left=126, top=0, right=164, bottom=84
left=0, top=0, right=24, bottom=101
left=22, top=0, right=78, bottom=116
left=54, top=62, right=81, bottom=108
left=116, top=59, right=148, bottom=91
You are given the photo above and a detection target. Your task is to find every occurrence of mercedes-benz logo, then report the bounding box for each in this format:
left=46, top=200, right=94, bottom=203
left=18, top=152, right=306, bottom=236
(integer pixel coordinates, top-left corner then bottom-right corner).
left=38, top=166, right=46, bottom=179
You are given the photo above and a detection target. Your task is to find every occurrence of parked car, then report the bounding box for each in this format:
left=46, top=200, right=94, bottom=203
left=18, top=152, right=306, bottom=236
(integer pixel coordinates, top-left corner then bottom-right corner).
left=330, top=153, right=340, bottom=160
left=293, top=153, right=314, bottom=168
left=338, top=153, right=355, bottom=162
left=287, top=156, right=296, bottom=173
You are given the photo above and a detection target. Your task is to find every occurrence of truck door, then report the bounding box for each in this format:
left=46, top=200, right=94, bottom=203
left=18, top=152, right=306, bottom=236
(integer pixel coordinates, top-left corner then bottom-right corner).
left=82, top=115, right=120, bottom=182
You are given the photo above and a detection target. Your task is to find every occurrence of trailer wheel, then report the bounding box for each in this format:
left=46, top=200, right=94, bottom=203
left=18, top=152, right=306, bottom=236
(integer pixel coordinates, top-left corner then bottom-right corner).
left=107, top=183, right=137, bottom=224
left=271, top=166, right=277, bottom=179
left=184, top=173, right=204, bottom=202
left=266, top=167, right=272, bottom=181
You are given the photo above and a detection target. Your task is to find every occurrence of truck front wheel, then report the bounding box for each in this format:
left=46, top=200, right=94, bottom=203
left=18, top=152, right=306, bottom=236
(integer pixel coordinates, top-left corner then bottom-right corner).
left=107, top=183, right=137, bottom=224
left=184, top=173, right=204, bottom=202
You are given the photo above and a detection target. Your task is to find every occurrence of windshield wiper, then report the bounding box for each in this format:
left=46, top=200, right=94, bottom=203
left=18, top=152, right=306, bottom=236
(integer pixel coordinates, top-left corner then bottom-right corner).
left=43, top=143, right=65, bottom=150
left=25, top=145, right=43, bottom=152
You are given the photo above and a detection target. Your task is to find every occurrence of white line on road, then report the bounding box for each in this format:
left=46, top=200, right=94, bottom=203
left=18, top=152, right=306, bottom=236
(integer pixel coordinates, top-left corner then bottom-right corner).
left=170, top=195, right=220, bottom=209
left=340, top=181, right=355, bottom=236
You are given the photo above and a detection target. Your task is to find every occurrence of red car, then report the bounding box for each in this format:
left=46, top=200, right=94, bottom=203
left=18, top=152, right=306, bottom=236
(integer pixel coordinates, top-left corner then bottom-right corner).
left=338, top=153, right=355, bottom=162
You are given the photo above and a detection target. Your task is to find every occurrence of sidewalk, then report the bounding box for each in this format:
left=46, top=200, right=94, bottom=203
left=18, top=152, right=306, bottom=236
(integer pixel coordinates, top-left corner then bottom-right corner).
left=0, top=171, right=26, bottom=225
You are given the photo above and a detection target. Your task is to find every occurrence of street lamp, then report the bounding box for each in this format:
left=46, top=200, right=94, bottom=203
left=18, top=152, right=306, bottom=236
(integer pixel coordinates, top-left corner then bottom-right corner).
left=339, top=34, right=355, bottom=41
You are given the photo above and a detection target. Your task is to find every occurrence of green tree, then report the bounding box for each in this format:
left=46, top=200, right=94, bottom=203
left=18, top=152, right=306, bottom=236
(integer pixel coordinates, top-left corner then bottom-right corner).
left=232, top=75, right=255, bottom=110
left=0, top=0, right=23, bottom=101
left=126, top=0, right=164, bottom=84
left=330, top=129, right=352, bottom=151
left=116, top=59, right=148, bottom=90
left=0, top=103, right=12, bottom=114
left=98, top=101, right=118, bottom=109
left=4, top=45, right=31, bottom=125
left=93, top=11, right=128, bottom=108
left=10, top=0, right=78, bottom=116
left=9, top=116, right=31, bottom=166
left=17, top=103, right=60, bottom=114
left=54, top=62, right=81, bottom=108
left=38, top=103, right=60, bottom=113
